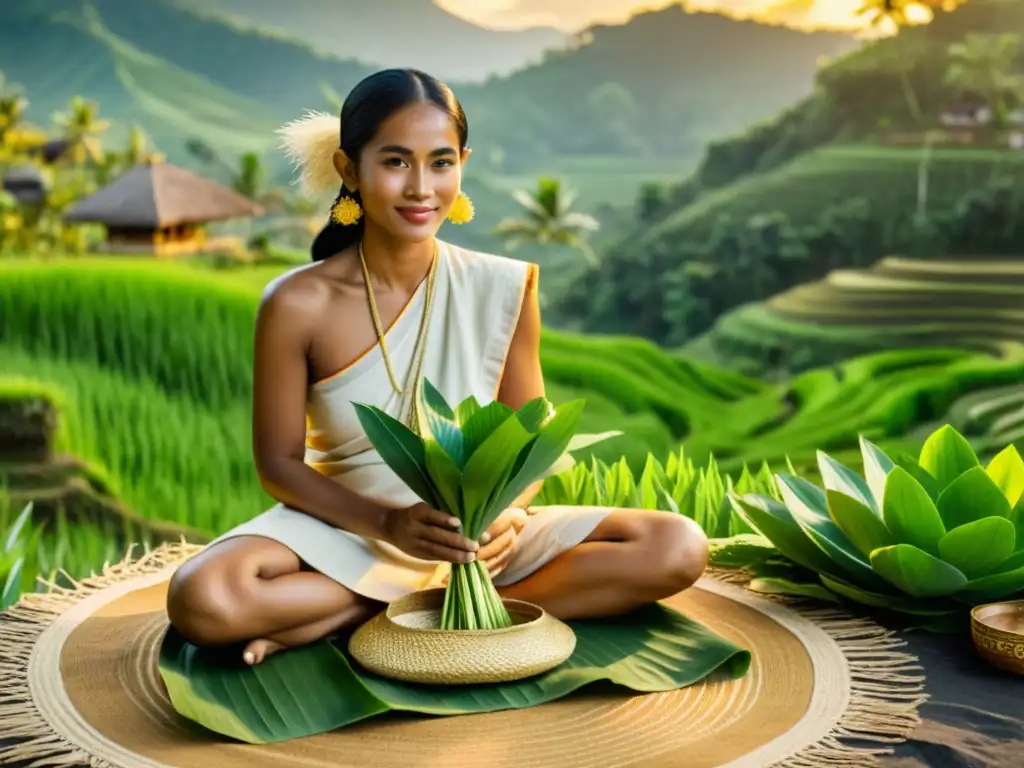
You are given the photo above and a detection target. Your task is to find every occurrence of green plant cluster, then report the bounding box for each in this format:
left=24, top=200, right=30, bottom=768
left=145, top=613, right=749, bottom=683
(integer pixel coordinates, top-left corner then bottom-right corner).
left=537, top=447, right=777, bottom=541
left=354, top=380, right=607, bottom=630
left=730, top=425, right=1024, bottom=617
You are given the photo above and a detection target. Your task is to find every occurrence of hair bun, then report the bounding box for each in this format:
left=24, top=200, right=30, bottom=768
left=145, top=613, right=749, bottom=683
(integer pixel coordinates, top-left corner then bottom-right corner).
left=276, top=110, right=342, bottom=196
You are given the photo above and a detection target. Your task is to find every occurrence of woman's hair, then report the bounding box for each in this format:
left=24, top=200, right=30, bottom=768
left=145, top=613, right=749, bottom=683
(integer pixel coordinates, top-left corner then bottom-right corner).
left=310, top=68, right=469, bottom=262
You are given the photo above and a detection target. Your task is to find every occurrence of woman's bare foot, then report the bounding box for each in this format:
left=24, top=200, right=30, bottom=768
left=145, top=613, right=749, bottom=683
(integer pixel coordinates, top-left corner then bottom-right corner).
left=243, top=638, right=287, bottom=665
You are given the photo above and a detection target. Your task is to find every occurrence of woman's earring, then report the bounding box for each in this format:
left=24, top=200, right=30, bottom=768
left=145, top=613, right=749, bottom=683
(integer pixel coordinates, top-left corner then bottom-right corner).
left=331, top=195, right=363, bottom=226
left=447, top=192, right=474, bottom=224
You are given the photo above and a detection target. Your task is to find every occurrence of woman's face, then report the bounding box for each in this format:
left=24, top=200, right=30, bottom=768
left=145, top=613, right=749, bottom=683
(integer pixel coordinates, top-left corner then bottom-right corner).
left=336, top=101, right=470, bottom=244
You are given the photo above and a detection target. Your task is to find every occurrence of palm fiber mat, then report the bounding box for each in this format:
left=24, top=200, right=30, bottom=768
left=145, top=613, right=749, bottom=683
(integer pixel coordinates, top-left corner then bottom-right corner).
left=0, top=544, right=927, bottom=767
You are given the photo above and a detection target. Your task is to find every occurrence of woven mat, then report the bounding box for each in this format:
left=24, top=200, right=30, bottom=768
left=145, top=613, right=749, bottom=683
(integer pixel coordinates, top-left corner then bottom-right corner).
left=0, top=544, right=929, bottom=768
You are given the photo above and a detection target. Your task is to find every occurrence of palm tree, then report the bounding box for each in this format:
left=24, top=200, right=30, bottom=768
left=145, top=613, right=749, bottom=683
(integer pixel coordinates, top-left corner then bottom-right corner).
left=945, top=33, right=1024, bottom=127
left=856, top=0, right=936, bottom=223
left=0, top=71, right=28, bottom=144
left=493, top=177, right=601, bottom=267
left=52, top=95, right=109, bottom=165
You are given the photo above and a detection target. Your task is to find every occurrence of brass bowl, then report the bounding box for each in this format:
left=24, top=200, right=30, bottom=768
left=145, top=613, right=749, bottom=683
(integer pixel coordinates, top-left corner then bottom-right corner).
left=348, top=587, right=577, bottom=685
left=970, top=600, right=1024, bottom=675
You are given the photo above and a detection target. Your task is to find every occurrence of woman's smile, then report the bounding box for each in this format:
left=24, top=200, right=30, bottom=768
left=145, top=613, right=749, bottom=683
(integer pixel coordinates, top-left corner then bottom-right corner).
left=395, top=205, right=438, bottom=224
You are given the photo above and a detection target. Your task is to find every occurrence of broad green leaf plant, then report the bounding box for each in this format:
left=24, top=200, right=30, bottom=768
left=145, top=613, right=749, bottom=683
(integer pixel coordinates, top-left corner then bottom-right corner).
left=729, top=425, right=1024, bottom=617
left=354, top=379, right=617, bottom=631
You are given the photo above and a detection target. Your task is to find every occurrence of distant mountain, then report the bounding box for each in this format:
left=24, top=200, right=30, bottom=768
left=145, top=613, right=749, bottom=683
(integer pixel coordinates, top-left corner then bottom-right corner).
left=0, top=0, right=373, bottom=162
left=184, top=0, right=569, bottom=83
left=0, top=0, right=858, bottom=177
left=454, top=5, right=859, bottom=163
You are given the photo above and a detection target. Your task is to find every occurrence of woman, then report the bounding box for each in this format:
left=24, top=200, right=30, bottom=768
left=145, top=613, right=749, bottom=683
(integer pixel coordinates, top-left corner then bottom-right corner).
left=166, top=68, right=709, bottom=666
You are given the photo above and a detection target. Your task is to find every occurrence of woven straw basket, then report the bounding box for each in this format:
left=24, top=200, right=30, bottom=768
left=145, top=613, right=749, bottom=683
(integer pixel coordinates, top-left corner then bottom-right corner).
left=348, top=587, right=577, bottom=685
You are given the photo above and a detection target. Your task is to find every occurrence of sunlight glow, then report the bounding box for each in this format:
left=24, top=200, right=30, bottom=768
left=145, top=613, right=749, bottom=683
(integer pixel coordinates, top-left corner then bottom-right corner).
left=437, top=0, right=945, bottom=34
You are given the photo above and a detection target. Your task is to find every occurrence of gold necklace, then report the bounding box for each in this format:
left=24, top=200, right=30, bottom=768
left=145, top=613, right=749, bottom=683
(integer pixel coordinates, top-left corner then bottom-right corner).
left=359, top=239, right=438, bottom=429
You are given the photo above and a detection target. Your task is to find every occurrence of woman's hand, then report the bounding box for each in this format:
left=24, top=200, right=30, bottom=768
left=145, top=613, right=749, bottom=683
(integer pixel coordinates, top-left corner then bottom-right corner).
left=383, top=503, right=479, bottom=563
left=444, top=508, right=527, bottom=581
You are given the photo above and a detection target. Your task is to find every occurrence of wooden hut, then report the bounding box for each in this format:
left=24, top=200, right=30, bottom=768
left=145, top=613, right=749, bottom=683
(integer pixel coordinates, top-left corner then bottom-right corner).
left=62, top=158, right=263, bottom=256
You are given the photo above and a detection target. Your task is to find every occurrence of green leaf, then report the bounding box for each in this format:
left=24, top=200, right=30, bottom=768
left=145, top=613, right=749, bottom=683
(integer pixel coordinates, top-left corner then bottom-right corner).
left=707, top=534, right=777, bottom=568
left=869, top=544, right=968, bottom=598
left=423, top=439, right=463, bottom=515
left=565, top=431, right=622, bottom=453
left=420, top=378, right=455, bottom=419
left=986, top=444, right=1024, bottom=509
left=918, top=424, right=979, bottom=492
left=638, top=454, right=669, bottom=510
left=727, top=493, right=839, bottom=576
left=4, top=502, right=33, bottom=554
left=0, top=556, right=24, bottom=611
left=997, top=549, right=1024, bottom=573
left=882, top=467, right=946, bottom=556
left=936, top=516, right=1016, bottom=580
left=817, top=452, right=877, bottom=513
left=605, top=457, right=638, bottom=508
left=818, top=573, right=960, bottom=616
left=454, top=395, right=481, bottom=426
left=776, top=475, right=893, bottom=592
left=352, top=404, right=439, bottom=509
left=936, top=466, right=1012, bottom=530
left=460, top=414, right=535, bottom=537
left=958, top=565, right=1024, bottom=603
left=747, top=577, right=841, bottom=604
left=859, top=436, right=895, bottom=509
left=159, top=601, right=751, bottom=744
left=461, top=401, right=514, bottom=459
left=417, top=389, right=467, bottom=468
left=514, top=397, right=552, bottom=433
left=489, top=400, right=586, bottom=516
left=892, top=453, right=940, bottom=502
left=826, top=489, right=895, bottom=557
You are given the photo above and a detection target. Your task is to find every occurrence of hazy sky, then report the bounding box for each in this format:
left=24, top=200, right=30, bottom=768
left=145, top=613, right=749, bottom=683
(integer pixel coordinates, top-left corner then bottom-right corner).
left=438, top=0, right=910, bottom=33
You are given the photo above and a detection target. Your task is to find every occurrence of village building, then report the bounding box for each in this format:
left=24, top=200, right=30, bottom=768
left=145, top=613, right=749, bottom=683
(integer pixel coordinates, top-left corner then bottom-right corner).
left=1, top=164, right=47, bottom=207
left=939, top=99, right=993, bottom=128
left=62, top=158, right=263, bottom=255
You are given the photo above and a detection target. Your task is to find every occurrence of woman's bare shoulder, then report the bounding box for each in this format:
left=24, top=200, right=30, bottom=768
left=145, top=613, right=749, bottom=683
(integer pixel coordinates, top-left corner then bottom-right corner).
left=257, top=258, right=351, bottom=329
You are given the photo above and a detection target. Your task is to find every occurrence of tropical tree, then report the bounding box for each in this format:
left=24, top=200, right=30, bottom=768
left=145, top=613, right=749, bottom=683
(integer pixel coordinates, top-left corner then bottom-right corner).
left=493, top=176, right=601, bottom=267
left=52, top=96, right=109, bottom=166
left=856, top=0, right=938, bottom=224
left=0, top=71, right=28, bottom=144
left=945, top=33, right=1024, bottom=126
left=93, top=125, right=164, bottom=185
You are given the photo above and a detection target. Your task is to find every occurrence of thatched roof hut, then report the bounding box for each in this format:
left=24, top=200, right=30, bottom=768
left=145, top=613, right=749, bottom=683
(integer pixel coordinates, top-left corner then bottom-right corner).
left=63, top=159, right=263, bottom=255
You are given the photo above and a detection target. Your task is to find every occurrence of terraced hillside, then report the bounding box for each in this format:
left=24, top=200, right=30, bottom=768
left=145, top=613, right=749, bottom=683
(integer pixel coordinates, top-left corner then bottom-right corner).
left=643, top=146, right=1024, bottom=248
left=699, top=257, right=1024, bottom=371
left=4, top=256, right=1024, bottom=549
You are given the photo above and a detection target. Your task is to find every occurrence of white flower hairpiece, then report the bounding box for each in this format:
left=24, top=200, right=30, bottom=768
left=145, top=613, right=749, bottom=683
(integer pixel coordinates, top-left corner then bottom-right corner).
left=276, top=110, right=342, bottom=197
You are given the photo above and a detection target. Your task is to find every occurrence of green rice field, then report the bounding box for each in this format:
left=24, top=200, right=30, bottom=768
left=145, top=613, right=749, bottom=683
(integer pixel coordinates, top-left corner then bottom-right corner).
left=701, top=257, right=1024, bottom=367
left=4, top=256, right=1024, bottom=565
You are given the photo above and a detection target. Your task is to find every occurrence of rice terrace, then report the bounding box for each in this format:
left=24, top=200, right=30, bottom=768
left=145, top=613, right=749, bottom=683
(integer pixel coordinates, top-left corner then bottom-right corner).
left=2, top=0, right=1024, bottom=766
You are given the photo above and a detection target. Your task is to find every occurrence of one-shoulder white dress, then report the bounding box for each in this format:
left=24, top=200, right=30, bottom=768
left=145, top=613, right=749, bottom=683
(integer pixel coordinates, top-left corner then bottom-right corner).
left=208, top=239, right=613, bottom=602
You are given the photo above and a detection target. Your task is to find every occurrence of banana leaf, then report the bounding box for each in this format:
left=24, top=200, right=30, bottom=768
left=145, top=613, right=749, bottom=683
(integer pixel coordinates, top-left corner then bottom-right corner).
left=158, top=603, right=751, bottom=745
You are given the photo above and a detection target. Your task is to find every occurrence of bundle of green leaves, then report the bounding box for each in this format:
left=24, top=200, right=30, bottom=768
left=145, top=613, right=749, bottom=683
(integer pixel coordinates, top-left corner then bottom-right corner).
left=728, top=425, right=1024, bottom=619
left=354, top=380, right=611, bottom=630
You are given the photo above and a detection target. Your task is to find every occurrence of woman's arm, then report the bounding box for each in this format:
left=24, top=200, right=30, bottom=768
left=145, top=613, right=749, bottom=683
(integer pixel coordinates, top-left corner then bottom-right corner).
left=496, top=265, right=545, bottom=509
left=250, top=275, right=392, bottom=540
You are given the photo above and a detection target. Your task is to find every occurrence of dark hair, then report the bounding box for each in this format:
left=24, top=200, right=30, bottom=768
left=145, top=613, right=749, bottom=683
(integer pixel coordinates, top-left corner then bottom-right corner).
left=310, top=68, right=469, bottom=262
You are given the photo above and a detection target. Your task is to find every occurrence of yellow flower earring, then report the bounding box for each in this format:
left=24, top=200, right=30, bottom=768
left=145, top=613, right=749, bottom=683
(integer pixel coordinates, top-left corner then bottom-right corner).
left=331, top=195, right=363, bottom=226
left=447, top=192, right=474, bottom=224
